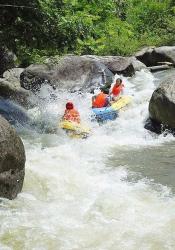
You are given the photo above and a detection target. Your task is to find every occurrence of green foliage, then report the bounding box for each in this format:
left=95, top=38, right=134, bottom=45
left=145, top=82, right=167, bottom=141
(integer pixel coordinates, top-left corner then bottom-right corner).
left=126, top=0, right=175, bottom=46
left=0, top=0, right=174, bottom=64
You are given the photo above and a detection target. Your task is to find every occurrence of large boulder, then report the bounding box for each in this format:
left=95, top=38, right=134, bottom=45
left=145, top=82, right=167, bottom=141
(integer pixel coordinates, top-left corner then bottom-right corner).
left=20, top=54, right=142, bottom=93
left=3, top=68, right=24, bottom=81
left=85, top=55, right=136, bottom=76
left=0, top=48, right=18, bottom=77
left=154, top=46, right=175, bottom=65
left=0, top=115, right=25, bottom=199
left=20, top=55, right=114, bottom=92
left=149, top=74, right=175, bottom=129
left=20, top=55, right=148, bottom=93
left=144, top=117, right=163, bottom=134
left=0, top=78, right=30, bottom=106
left=135, top=46, right=175, bottom=67
left=0, top=68, right=34, bottom=107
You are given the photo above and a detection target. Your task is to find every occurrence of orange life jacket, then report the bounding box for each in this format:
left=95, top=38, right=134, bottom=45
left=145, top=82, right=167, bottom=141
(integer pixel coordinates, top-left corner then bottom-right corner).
left=112, top=84, right=124, bottom=96
left=92, top=92, right=108, bottom=108
left=63, top=109, right=80, bottom=123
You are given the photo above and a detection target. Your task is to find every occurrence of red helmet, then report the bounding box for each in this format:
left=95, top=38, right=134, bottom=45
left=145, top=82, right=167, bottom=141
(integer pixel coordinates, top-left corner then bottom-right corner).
left=66, top=102, right=74, bottom=110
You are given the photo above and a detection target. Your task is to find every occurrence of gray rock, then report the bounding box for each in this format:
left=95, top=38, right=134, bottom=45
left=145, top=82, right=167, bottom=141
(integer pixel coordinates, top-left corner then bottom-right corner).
left=0, top=115, right=25, bottom=199
left=3, top=68, right=24, bottom=83
left=135, top=46, right=175, bottom=66
left=20, top=55, right=150, bottom=93
left=20, top=55, right=114, bottom=92
left=85, top=55, right=135, bottom=76
left=149, top=74, right=175, bottom=129
left=0, top=67, right=36, bottom=108
left=144, top=117, right=163, bottom=134
left=154, top=46, right=175, bottom=64
left=0, top=78, right=32, bottom=107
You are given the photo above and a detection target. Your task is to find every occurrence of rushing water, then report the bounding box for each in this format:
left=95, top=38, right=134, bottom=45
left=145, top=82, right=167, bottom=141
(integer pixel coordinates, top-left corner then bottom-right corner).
left=0, top=69, right=175, bottom=250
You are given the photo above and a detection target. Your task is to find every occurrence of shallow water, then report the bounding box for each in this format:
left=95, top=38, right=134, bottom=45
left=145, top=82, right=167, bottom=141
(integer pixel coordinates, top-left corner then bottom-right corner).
left=1, top=69, right=175, bottom=250
left=108, top=142, right=175, bottom=192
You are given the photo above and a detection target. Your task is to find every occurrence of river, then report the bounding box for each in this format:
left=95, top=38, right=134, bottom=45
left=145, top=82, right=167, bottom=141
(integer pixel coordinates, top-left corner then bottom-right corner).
left=0, top=69, right=175, bottom=249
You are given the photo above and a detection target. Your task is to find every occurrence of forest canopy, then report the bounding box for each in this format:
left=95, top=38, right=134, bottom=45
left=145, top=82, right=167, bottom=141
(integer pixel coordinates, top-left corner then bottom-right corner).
left=0, top=0, right=175, bottom=65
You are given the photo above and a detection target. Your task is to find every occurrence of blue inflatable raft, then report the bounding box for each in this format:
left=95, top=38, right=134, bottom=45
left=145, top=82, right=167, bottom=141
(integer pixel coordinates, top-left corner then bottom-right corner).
left=92, top=106, right=118, bottom=122
left=92, top=96, right=132, bottom=122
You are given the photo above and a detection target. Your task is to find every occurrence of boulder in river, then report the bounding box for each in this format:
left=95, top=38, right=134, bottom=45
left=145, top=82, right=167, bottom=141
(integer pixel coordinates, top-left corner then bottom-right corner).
left=0, top=115, right=25, bottom=199
left=84, top=55, right=137, bottom=76
left=20, top=55, right=114, bottom=92
left=135, top=46, right=175, bottom=67
left=0, top=68, right=35, bottom=108
left=148, top=74, right=175, bottom=131
left=20, top=54, right=142, bottom=92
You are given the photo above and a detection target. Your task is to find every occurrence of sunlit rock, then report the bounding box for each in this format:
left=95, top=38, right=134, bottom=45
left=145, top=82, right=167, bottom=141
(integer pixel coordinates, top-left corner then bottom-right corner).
left=20, top=55, right=117, bottom=92
left=85, top=55, right=136, bottom=76
left=129, top=56, right=147, bottom=72
left=0, top=115, right=25, bottom=199
left=3, top=68, right=24, bottom=82
left=135, top=46, right=175, bottom=67
left=149, top=74, right=175, bottom=130
left=0, top=68, right=35, bottom=107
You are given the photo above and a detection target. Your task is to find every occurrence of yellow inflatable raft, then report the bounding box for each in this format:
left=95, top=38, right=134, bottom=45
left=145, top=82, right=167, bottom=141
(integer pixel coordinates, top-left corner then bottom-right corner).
left=111, top=95, right=132, bottom=110
left=59, top=120, right=91, bottom=139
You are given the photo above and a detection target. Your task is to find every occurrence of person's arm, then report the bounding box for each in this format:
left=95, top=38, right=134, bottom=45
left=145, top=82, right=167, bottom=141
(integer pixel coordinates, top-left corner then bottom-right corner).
left=62, top=110, right=67, bottom=120
left=121, top=83, right=124, bottom=94
left=92, top=95, right=96, bottom=107
left=105, top=96, right=111, bottom=106
left=92, top=95, right=96, bottom=101
left=109, top=85, right=113, bottom=95
left=109, top=93, right=115, bottom=102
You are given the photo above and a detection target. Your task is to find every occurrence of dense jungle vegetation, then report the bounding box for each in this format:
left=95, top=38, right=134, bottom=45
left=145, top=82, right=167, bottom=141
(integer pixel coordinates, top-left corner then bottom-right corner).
left=0, top=0, right=175, bottom=65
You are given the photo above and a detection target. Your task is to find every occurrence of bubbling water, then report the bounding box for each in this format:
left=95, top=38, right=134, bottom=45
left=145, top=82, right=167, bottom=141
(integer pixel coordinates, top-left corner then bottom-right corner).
left=0, top=69, right=175, bottom=250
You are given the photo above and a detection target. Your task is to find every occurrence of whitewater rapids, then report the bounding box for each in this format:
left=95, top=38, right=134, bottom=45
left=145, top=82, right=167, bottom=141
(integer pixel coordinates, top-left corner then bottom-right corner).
left=0, top=69, right=175, bottom=250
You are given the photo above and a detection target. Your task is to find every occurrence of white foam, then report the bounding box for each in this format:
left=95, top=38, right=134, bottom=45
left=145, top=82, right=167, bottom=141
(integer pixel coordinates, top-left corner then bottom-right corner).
left=1, top=70, right=175, bottom=249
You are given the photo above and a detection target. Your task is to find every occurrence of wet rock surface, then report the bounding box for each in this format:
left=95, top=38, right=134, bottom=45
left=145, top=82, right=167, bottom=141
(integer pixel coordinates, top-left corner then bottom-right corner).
left=20, top=56, right=114, bottom=92
left=135, top=46, right=175, bottom=67
left=148, top=74, right=175, bottom=130
left=20, top=55, right=140, bottom=92
left=0, top=115, right=25, bottom=199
